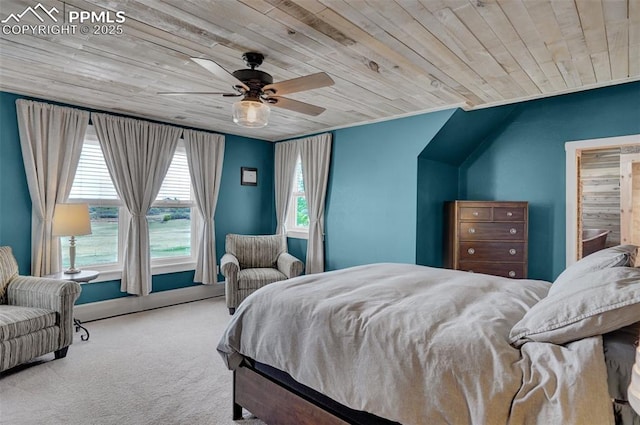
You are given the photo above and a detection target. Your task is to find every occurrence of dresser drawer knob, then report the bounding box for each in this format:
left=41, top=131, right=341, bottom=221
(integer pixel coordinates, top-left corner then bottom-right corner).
left=509, top=248, right=517, bottom=255
left=473, top=211, right=479, bottom=216
left=506, top=211, right=513, bottom=217
left=508, top=271, right=516, bottom=278
left=509, top=228, right=517, bottom=234
left=467, top=248, right=475, bottom=255
left=468, top=228, right=476, bottom=234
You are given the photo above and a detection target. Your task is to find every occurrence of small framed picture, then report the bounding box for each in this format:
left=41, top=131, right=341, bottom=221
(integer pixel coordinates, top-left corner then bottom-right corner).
left=241, top=167, right=258, bottom=186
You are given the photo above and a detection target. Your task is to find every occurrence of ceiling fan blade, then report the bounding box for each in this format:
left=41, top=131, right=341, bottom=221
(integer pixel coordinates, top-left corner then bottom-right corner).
left=267, top=96, right=326, bottom=116
left=263, top=72, right=334, bottom=96
left=190, top=58, right=249, bottom=91
left=157, top=91, right=240, bottom=96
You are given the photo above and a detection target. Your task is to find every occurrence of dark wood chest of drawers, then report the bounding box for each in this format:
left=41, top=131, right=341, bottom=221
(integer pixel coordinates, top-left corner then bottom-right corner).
left=444, top=201, right=528, bottom=279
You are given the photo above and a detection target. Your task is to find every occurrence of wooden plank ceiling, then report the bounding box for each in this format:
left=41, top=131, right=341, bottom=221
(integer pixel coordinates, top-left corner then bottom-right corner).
left=1, top=0, right=638, bottom=141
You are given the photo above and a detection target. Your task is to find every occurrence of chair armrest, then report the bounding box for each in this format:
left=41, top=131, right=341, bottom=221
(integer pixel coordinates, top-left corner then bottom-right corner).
left=221, top=253, right=239, bottom=278
left=7, top=275, right=81, bottom=348
left=277, top=253, right=304, bottom=278
left=221, top=254, right=240, bottom=309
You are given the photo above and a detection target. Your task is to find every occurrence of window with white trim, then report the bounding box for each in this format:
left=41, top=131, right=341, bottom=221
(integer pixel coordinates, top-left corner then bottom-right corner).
left=64, top=125, right=196, bottom=274
left=285, top=157, right=309, bottom=238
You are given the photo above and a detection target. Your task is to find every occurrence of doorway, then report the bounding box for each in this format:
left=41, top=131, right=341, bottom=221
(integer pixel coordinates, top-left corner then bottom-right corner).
left=565, top=135, right=640, bottom=265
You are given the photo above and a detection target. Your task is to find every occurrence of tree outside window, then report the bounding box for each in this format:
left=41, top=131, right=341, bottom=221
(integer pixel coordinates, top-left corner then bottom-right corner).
left=286, top=157, right=309, bottom=237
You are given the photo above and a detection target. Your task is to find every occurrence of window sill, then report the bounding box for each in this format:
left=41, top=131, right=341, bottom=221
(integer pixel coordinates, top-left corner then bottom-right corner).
left=286, top=230, right=309, bottom=240
left=86, top=261, right=197, bottom=283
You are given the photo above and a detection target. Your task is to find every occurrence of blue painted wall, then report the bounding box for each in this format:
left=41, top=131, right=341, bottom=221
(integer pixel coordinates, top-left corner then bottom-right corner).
left=286, top=237, right=307, bottom=266
left=416, top=158, right=458, bottom=268
left=0, top=91, right=275, bottom=304
left=215, top=133, right=275, bottom=264
left=4, top=80, right=638, bottom=297
left=0, top=92, right=32, bottom=271
left=324, top=110, right=455, bottom=270
left=460, top=81, right=640, bottom=281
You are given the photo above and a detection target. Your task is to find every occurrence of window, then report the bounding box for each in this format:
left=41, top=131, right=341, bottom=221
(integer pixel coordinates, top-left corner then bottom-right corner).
left=64, top=125, right=196, bottom=277
left=285, top=157, right=309, bottom=238
left=147, top=144, right=193, bottom=262
left=65, top=126, right=119, bottom=267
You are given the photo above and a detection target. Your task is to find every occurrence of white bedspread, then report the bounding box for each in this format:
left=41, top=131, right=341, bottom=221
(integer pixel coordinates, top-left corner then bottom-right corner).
left=217, top=263, right=614, bottom=425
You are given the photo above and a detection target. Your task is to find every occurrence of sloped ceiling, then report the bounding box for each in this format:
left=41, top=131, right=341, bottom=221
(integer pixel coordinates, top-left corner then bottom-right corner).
left=419, top=104, right=518, bottom=165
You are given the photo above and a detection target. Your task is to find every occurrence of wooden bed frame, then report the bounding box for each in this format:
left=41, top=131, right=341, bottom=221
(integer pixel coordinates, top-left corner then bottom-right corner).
left=233, top=363, right=351, bottom=425
left=232, top=359, right=628, bottom=425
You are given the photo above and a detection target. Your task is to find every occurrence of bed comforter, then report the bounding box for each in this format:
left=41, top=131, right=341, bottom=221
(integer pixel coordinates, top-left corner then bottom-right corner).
left=217, top=263, right=614, bottom=425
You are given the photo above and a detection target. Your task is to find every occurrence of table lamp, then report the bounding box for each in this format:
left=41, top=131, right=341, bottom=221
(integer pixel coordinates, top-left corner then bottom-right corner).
left=52, top=203, right=92, bottom=274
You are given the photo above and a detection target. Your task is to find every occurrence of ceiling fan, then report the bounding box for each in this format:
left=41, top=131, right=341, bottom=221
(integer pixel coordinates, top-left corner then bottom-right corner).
left=159, top=52, right=334, bottom=128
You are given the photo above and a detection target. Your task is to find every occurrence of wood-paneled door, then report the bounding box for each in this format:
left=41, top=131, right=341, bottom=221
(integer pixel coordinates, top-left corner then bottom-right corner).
left=579, top=147, right=622, bottom=256
left=620, top=152, right=640, bottom=246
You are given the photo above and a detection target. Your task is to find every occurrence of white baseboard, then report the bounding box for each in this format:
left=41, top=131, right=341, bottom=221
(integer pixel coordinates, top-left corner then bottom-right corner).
left=74, top=283, right=225, bottom=322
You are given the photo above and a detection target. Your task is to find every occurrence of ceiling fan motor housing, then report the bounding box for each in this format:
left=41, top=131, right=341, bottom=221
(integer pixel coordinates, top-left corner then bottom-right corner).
left=232, top=69, right=273, bottom=98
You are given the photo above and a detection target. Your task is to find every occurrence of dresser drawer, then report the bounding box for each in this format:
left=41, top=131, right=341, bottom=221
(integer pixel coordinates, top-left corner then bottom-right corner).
left=459, top=222, right=525, bottom=241
left=458, top=261, right=526, bottom=279
left=458, top=242, right=525, bottom=262
left=459, top=207, right=492, bottom=221
left=493, top=207, right=526, bottom=222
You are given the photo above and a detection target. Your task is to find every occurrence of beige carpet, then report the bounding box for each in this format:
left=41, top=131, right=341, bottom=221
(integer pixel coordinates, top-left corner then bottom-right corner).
left=0, top=297, right=265, bottom=425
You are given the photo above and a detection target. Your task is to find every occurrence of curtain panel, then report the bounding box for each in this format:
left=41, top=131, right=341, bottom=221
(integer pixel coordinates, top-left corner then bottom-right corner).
left=16, top=99, right=90, bottom=276
left=274, top=133, right=332, bottom=273
left=300, top=133, right=332, bottom=274
left=274, top=141, right=300, bottom=235
left=183, top=129, right=225, bottom=285
left=91, top=113, right=181, bottom=296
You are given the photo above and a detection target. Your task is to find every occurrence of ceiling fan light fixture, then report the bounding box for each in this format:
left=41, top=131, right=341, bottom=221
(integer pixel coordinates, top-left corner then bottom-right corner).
left=232, top=100, right=270, bottom=128
left=170, top=54, right=334, bottom=126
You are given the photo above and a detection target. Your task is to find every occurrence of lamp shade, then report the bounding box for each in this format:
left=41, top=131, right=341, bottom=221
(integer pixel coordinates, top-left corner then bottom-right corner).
left=631, top=343, right=640, bottom=415
left=232, top=100, right=270, bottom=128
left=52, top=203, right=92, bottom=236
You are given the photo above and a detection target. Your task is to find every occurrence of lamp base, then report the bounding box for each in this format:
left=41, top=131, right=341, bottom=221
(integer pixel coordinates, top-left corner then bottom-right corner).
left=65, top=236, right=80, bottom=274
left=64, top=267, right=81, bottom=274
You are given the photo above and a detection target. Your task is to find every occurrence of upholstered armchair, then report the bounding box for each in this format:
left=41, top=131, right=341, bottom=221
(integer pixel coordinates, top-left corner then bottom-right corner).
left=0, top=246, right=81, bottom=372
left=221, top=234, right=304, bottom=314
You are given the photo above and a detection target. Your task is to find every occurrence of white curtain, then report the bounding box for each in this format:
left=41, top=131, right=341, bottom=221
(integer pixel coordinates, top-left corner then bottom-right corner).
left=16, top=100, right=89, bottom=276
left=183, top=129, right=225, bottom=285
left=91, top=113, right=181, bottom=296
left=300, top=133, right=332, bottom=274
left=274, top=141, right=300, bottom=235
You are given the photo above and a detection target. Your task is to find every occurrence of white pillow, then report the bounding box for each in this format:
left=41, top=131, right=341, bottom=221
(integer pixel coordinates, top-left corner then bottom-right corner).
left=510, top=267, right=640, bottom=347
left=552, top=244, right=638, bottom=291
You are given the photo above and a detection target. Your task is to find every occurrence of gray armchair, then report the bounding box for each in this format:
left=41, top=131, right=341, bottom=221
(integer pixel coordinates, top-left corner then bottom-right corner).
left=221, top=234, right=303, bottom=314
left=0, top=246, right=81, bottom=372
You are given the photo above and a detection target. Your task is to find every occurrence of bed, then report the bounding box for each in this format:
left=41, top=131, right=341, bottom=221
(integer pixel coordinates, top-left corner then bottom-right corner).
left=218, top=245, right=640, bottom=425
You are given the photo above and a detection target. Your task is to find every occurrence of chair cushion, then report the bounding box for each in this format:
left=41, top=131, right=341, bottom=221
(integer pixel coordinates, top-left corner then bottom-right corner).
left=238, top=268, right=287, bottom=290
left=0, top=305, right=57, bottom=340
left=226, top=234, right=287, bottom=269
left=0, top=246, right=19, bottom=303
